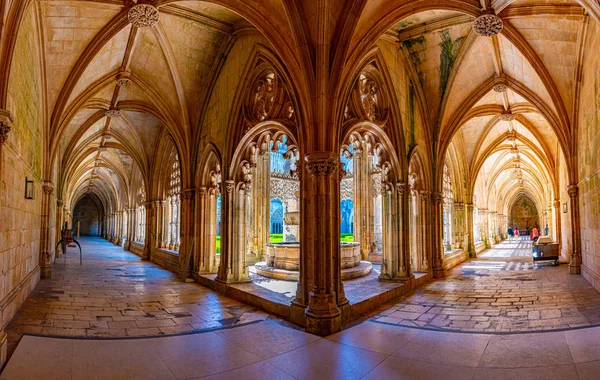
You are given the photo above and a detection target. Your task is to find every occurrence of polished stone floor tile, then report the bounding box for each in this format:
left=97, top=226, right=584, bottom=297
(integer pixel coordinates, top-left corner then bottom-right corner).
left=362, top=356, right=476, bottom=380
left=392, top=330, right=491, bottom=367
left=575, top=360, right=600, bottom=380
left=215, top=320, right=320, bottom=360
left=267, top=338, right=387, bottom=380
left=327, top=321, right=421, bottom=354
left=71, top=339, right=176, bottom=380
left=150, top=331, right=262, bottom=379
left=479, top=332, right=573, bottom=368
left=564, top=326, right=600, bottom=363
left=198, top=361, right=298, bottom=380
left=0, top=336, right=73, bottom=380
left=472, top=364, right=579, bottom=380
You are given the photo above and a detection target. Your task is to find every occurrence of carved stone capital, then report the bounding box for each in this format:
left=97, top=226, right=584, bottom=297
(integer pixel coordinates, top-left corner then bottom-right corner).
left=182, top=188, right=195, bottom=201
left=473, top=13, right=503, bottom=37
left=433, top=192, right=444, bottom=205
left=396, top=182, right=406, bottom=197
left=419, top=190, right=429, bottom=200
left=42, top=181, right=54, bottom=195
left=567, top=185, right=578, bottom=198
left=553, top=200, right=561, bottom=208
left=57, top=199, right=64, bottom=207
left=305, top=152, right=338, bottom=177
left=225, top=180, right=235, bottom=194
left=0, top=109, right=14, bottom=144
left=128, top=4, right=159, bottom=28
left=198, top=187, right=207, bottom=197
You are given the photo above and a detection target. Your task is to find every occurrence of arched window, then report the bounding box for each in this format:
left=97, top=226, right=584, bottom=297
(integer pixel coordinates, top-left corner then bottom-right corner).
left=167, top=155, right=181, bottom=251
left=443, top=164, right=453, bottom=251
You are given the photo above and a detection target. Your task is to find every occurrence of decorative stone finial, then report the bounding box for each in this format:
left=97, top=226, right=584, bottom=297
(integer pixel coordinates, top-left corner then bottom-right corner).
left=0, top=109, right=14, bottom=144
left=105, top=108, right=121, bottom=118
left=473, top=14, right=503, bottom=37
left=128, top=4, right=159, bottom=28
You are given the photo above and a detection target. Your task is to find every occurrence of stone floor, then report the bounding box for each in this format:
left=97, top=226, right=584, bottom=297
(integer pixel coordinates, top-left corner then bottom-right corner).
left=373, top=240, right=600, bottom=332
left=4, top=237, right=268, bottom=358
left=4, top=318, right=600, bottom=379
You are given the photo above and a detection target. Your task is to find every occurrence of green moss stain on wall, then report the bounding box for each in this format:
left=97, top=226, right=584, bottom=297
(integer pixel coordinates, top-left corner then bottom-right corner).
left=438, top=29, right=465, bottom=102
left=6, top=9, right=43, bottom=178
left=401, top=36, right=426, bottom=89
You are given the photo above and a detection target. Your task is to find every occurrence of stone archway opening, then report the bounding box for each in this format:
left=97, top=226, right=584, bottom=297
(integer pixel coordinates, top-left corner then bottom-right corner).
left=73, top=194, right=103, bottom=237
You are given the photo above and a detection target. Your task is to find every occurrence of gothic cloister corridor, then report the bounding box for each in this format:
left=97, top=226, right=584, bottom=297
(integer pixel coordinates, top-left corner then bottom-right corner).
left=2, top=0, right=600, bottom=378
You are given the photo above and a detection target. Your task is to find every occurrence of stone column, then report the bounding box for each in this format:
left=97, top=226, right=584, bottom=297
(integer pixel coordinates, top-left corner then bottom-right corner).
left=0, top=111, right=12, bottom=367
left=490, top=211, right=497, bottom=243
left=217, top=180, right=250, bottom=283
left=397, top=183, right=412, bottom=280
left=466, top=203, right=475, bottom=257
left=169, top=197, right=177, bottom=249
left=545, top=206, right=553, bottom=237
left=251, top=152, right=270, bottom=259
left=178, top=188, right=195, bottom=279
left=154, top=200, right=163, bottom=248
left=480, top=209, right=490, bottom=248
left=125, top=207, right=135, bottom=250
left=55, top=199, right=64, bottom=259
left=568, top=185, right=581, bottom=274
left=142, top=201, right=154, bottom=260
left=419, top=191, right=431, bottom=271
left=303, top=152, right=346, bottom=336
left=40, top=182, right=55, bottom=279
left=432, top=192, right=445, bottom=278
left=553, top=200, right=561, bottom=249
left=195, top=188, right=206, bottom=274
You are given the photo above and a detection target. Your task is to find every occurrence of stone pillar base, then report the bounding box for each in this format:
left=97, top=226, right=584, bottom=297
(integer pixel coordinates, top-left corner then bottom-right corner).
left=215, top=276, right=252, bottom=285
left=569, top=265, right=581, bottom=274
left=289, top=301, right=307, bottom=326
left=305, top=311, right=341, bottom=336
left=433, top=268, right=445, bottom=278
left=41, top=264, right=52, bottom=279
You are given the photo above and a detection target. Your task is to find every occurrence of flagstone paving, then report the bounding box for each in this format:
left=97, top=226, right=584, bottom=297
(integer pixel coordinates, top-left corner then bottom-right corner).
left=4, top=237, right=267, bottom=359
left=373, top=240, right=600, bottom=332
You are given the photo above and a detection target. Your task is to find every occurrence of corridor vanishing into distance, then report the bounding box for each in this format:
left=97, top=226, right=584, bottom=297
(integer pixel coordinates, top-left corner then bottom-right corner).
left=2, top=0, right=600, bottom=378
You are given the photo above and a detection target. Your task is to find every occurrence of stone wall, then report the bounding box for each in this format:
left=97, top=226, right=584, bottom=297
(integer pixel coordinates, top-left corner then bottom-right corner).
left=1, top=7, right=45, bottom=329
left=152, top=248, right=179, bottom=273
left=578, top=21, right=600, bottom=290
left=199, top=33, right=271, bottom=154
left=73, top=197, right=101, bottom=236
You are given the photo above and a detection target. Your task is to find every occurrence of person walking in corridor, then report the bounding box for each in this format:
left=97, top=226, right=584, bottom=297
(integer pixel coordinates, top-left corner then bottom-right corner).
left=508, top=226, right=514, bottom=241
left=515, top=228, right=520, bottom=240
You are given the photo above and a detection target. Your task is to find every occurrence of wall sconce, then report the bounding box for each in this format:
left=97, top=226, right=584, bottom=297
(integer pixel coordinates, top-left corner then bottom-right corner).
left=563, top=202, right=567, bottom=213
left=24, top=177, right=34, bottom=199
